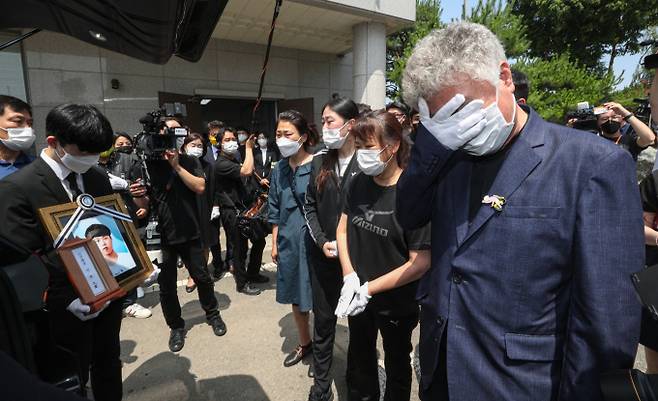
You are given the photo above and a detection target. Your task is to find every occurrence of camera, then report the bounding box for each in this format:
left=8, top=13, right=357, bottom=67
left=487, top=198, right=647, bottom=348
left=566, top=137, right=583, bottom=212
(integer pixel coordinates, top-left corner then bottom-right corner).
left=134, top=102, right=189, bottom=161
left=566, top=101, right=607, bottom=132
left=634, top=97, right=652, bottom=125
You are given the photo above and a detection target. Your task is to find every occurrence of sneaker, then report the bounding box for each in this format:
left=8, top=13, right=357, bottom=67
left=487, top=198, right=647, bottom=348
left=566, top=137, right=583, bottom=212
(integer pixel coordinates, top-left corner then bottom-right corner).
left=308, top=386, right=333, bottom=401
left=283, top=342, right=312, bottom=367
left=123, top=303, right=152, bottom=319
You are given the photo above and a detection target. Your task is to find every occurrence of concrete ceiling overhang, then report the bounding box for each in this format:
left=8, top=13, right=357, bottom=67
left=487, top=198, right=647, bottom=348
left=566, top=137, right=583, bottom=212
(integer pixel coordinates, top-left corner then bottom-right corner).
left=212, top=0, right=415, bottom=54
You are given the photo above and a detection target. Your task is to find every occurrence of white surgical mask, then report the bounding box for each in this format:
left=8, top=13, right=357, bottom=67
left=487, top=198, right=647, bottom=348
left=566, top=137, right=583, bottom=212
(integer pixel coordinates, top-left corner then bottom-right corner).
left=322, top=122, right=349, bottom=150
left=238, top=133, right=248, bottom=143
left=461, top=86, right=516, bottom=156
left=356, top=146, right=391, bottom=176
left=277, top=137, right=303, bottom=158
left=222, top=141, right=239, bottom=155
left=0, top=127, right=35, bottom=151
left=176, top=137, right=185, bottom=150
left=186, top=147, right=203, bottom=158
left=57, top=146, right=100, bottom=174
left=257, top=138, right=268, bottom=148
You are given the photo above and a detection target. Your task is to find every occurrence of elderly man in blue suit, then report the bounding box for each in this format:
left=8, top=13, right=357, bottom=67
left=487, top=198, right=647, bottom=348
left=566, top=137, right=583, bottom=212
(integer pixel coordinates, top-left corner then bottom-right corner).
left=396, top=22, right=643, bottom=400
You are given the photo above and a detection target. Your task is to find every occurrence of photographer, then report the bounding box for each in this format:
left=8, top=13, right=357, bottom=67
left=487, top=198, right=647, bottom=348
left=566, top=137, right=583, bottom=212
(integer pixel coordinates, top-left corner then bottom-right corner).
left=147, top=118, right=226, bottom=353
left=0, top=104, right=122, bottom=401
left=214, top=127, right=264, bottom=295
left=180, top=133, right=220, bottom=294
left=97, top=134, right=152, bottom=319
left=596, top=102, right=655, bottom=161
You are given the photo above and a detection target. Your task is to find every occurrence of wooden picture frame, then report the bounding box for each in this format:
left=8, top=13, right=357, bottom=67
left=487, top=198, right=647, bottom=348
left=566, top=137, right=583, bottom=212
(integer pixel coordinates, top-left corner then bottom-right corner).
left=39, top=194, right=154, bottom=293
left=57, top=238, right=126, bottom=312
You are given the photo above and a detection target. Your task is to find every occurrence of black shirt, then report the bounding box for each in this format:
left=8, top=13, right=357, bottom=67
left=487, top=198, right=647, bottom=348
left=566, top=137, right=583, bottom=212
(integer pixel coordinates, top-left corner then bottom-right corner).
left=344, top=173, right=431, bottom=315
left=468, top=147, right=511, bottom=222
left=639, top=175, right=658, bottom=265
left=214, top=154, right=247, bottom=209
left=146, top=155, right=204, bottom=245
left=600, top=130, right=645, bottom=161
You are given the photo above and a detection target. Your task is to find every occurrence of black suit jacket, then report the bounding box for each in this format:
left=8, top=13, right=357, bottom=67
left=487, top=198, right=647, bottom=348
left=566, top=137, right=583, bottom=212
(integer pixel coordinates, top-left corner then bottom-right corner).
left=254, top=148, right=278, bottom=180
left=0, top=157, right=112, bottom=309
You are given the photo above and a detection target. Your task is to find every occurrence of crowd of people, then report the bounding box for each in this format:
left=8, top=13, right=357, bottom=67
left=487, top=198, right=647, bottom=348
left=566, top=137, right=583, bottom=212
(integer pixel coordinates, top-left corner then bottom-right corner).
left=2, top=21, right=658, bottom=401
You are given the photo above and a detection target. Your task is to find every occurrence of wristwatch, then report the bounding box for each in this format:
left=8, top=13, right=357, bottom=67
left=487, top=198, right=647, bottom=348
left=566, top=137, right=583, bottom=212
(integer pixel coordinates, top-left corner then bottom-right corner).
left=624, top=113, right=634, bottom=121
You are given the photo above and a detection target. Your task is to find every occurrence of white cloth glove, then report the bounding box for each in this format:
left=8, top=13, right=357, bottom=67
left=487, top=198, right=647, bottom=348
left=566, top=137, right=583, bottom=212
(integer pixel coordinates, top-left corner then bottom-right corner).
left=210, top=206, right=221, bottom=221
left=108, top=173, right=129, bottom=191
left=418, top=95, right=487, bottom=150
left=335, top=272, right=360, bottom=318
left=345, top=282, right=371, bottom=316
left=66, top=298, right=109, bottom=321
left=328, top=241, right=338, bottom=257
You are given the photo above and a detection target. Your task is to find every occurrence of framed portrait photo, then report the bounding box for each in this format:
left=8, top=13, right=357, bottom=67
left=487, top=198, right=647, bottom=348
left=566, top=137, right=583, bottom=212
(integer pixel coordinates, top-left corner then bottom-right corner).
left=57, top=237, right=126, bottom=312
left=39, top=194, right=154, bottom=293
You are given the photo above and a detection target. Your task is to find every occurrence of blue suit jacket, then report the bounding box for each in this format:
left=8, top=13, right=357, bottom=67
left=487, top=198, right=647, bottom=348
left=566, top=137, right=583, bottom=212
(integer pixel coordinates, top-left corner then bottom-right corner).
left=397, top=108, right=643, bottom=401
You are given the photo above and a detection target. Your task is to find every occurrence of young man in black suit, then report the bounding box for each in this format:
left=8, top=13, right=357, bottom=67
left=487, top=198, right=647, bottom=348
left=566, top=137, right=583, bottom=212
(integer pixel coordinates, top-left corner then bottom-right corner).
left=0, top=104, right=127, bottom=401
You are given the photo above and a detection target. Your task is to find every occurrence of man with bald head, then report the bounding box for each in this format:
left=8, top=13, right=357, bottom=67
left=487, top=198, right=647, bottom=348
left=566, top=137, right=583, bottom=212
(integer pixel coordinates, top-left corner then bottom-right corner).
left=397, top=22, right=643, bottom=401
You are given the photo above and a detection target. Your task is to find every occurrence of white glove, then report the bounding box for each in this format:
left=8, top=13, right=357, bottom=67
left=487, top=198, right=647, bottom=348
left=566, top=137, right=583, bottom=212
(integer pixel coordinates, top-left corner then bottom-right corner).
left=335, top=272, right=360, bottom=318
left=108, top=173, right=129, bottom=191
left=418, top=95, right=487, bottom=150
left=345, top=282, right=371, bottom=316
left=210, top=206, right=221, bottom=221
left=328, top=241, right=338, bottom=257
left=66, top=298, right=109, bottom=321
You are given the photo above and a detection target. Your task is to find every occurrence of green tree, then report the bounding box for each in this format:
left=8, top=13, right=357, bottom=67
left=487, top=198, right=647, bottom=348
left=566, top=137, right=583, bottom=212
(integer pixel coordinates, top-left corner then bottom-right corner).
left=514, top=54, right=615, bottom=122
left=464, top=0, right=530, bottom=58
left=511, top=0, right=658, bottom=74
left=386, top=0, right=442, bottom=100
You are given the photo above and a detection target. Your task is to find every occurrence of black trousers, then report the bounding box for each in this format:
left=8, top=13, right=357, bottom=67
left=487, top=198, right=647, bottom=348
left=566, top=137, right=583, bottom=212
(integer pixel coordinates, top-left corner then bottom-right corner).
left=159, top=239, right=219, bottom=329
left=346, top=307, right=419, bottom=401
left=222, top=208, right=266, bottom=289
left=220, top=208, right=236, bottom=267
left=209, top=218, right=224, bottom=270
left=120, top=288, right=138, bottom=309
left=419, top=332, right=449, bottom=401
left=49, top=298, right=123, bottom=401
left=309, top=250, right=342, bottom=393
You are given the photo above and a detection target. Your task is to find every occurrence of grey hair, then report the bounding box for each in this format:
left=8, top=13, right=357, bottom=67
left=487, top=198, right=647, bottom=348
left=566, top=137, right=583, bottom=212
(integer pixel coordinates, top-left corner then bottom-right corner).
left=401, top=22, right=507, bottom=110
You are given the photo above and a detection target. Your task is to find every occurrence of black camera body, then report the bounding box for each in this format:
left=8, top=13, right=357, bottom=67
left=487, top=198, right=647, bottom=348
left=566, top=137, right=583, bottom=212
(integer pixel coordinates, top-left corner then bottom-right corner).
left=634, top=97, right=652, bottom=124
left=134, top=102, right=188, bottom=161
left=566, top=102, right=608, bottom=132
left=566, top=106, right=598, bottom=132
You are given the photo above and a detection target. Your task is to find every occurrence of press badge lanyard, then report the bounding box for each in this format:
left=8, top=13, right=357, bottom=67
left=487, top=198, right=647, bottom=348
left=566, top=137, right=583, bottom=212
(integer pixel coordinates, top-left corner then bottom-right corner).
left=53, top=193, right=132, bottom=249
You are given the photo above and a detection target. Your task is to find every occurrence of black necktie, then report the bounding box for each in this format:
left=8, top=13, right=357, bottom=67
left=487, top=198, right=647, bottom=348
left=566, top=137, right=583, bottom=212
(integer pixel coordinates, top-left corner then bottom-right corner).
left=65, top=172, right=82, bottom=200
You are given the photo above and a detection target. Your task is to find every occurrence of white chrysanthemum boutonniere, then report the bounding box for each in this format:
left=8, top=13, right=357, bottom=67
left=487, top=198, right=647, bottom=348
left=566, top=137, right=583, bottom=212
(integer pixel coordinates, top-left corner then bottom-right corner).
left=482, top=195, right=506, bottom=212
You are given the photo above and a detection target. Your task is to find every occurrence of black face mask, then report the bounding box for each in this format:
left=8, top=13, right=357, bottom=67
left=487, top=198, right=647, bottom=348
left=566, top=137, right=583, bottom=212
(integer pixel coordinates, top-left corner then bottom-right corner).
left=115, top=145, right=133, bottom=154
left=600, top=120, right=621, bottom=135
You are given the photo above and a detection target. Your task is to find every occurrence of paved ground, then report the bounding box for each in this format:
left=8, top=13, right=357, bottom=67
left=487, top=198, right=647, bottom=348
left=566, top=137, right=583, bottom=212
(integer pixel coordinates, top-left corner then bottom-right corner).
left=119, top=234, right=650, bottom=401
left=120, top=235, right=421, bottom=401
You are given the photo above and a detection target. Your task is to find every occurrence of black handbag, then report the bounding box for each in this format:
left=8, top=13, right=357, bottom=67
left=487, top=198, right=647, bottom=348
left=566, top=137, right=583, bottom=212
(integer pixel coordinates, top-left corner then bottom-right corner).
left=237, top=193, right=271, bottom=242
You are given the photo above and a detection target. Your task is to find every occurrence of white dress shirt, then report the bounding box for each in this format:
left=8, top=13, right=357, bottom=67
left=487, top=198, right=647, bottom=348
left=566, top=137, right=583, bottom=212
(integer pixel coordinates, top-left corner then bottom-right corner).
left=40, top=149, right=85, bottom=201
left=260, top=148, right=268, bottom=165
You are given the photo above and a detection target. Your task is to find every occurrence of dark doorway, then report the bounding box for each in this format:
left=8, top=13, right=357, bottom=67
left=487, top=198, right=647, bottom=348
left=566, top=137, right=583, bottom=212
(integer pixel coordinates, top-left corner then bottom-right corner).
left=200, top=98, right=277, bottom=138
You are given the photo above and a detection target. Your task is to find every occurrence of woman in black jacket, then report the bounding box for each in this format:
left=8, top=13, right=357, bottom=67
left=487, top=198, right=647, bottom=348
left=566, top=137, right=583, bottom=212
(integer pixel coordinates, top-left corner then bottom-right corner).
left=180, top=133, right=220, bottom=293
left=303, top=97, right=359, bottom=401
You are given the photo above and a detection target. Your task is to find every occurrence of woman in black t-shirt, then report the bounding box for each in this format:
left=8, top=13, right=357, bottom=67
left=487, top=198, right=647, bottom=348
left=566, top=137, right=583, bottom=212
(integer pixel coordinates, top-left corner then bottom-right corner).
left=638, top=175, right=658, bottom=373
left=335, top=111, right=431, bottom=401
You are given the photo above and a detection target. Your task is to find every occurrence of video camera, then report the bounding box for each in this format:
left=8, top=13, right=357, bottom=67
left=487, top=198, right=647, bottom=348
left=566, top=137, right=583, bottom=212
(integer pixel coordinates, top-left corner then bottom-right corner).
left=633, top=97, right=652, bottom=124
left=134, top=102, right=189, bottom=161
left=566, top=102, right=607, bottom=132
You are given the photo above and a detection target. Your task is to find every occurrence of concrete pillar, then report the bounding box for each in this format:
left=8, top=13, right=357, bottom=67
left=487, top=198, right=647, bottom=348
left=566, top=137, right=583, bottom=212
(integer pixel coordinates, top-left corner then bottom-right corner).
left=352, top=22, right=386, bottom=110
